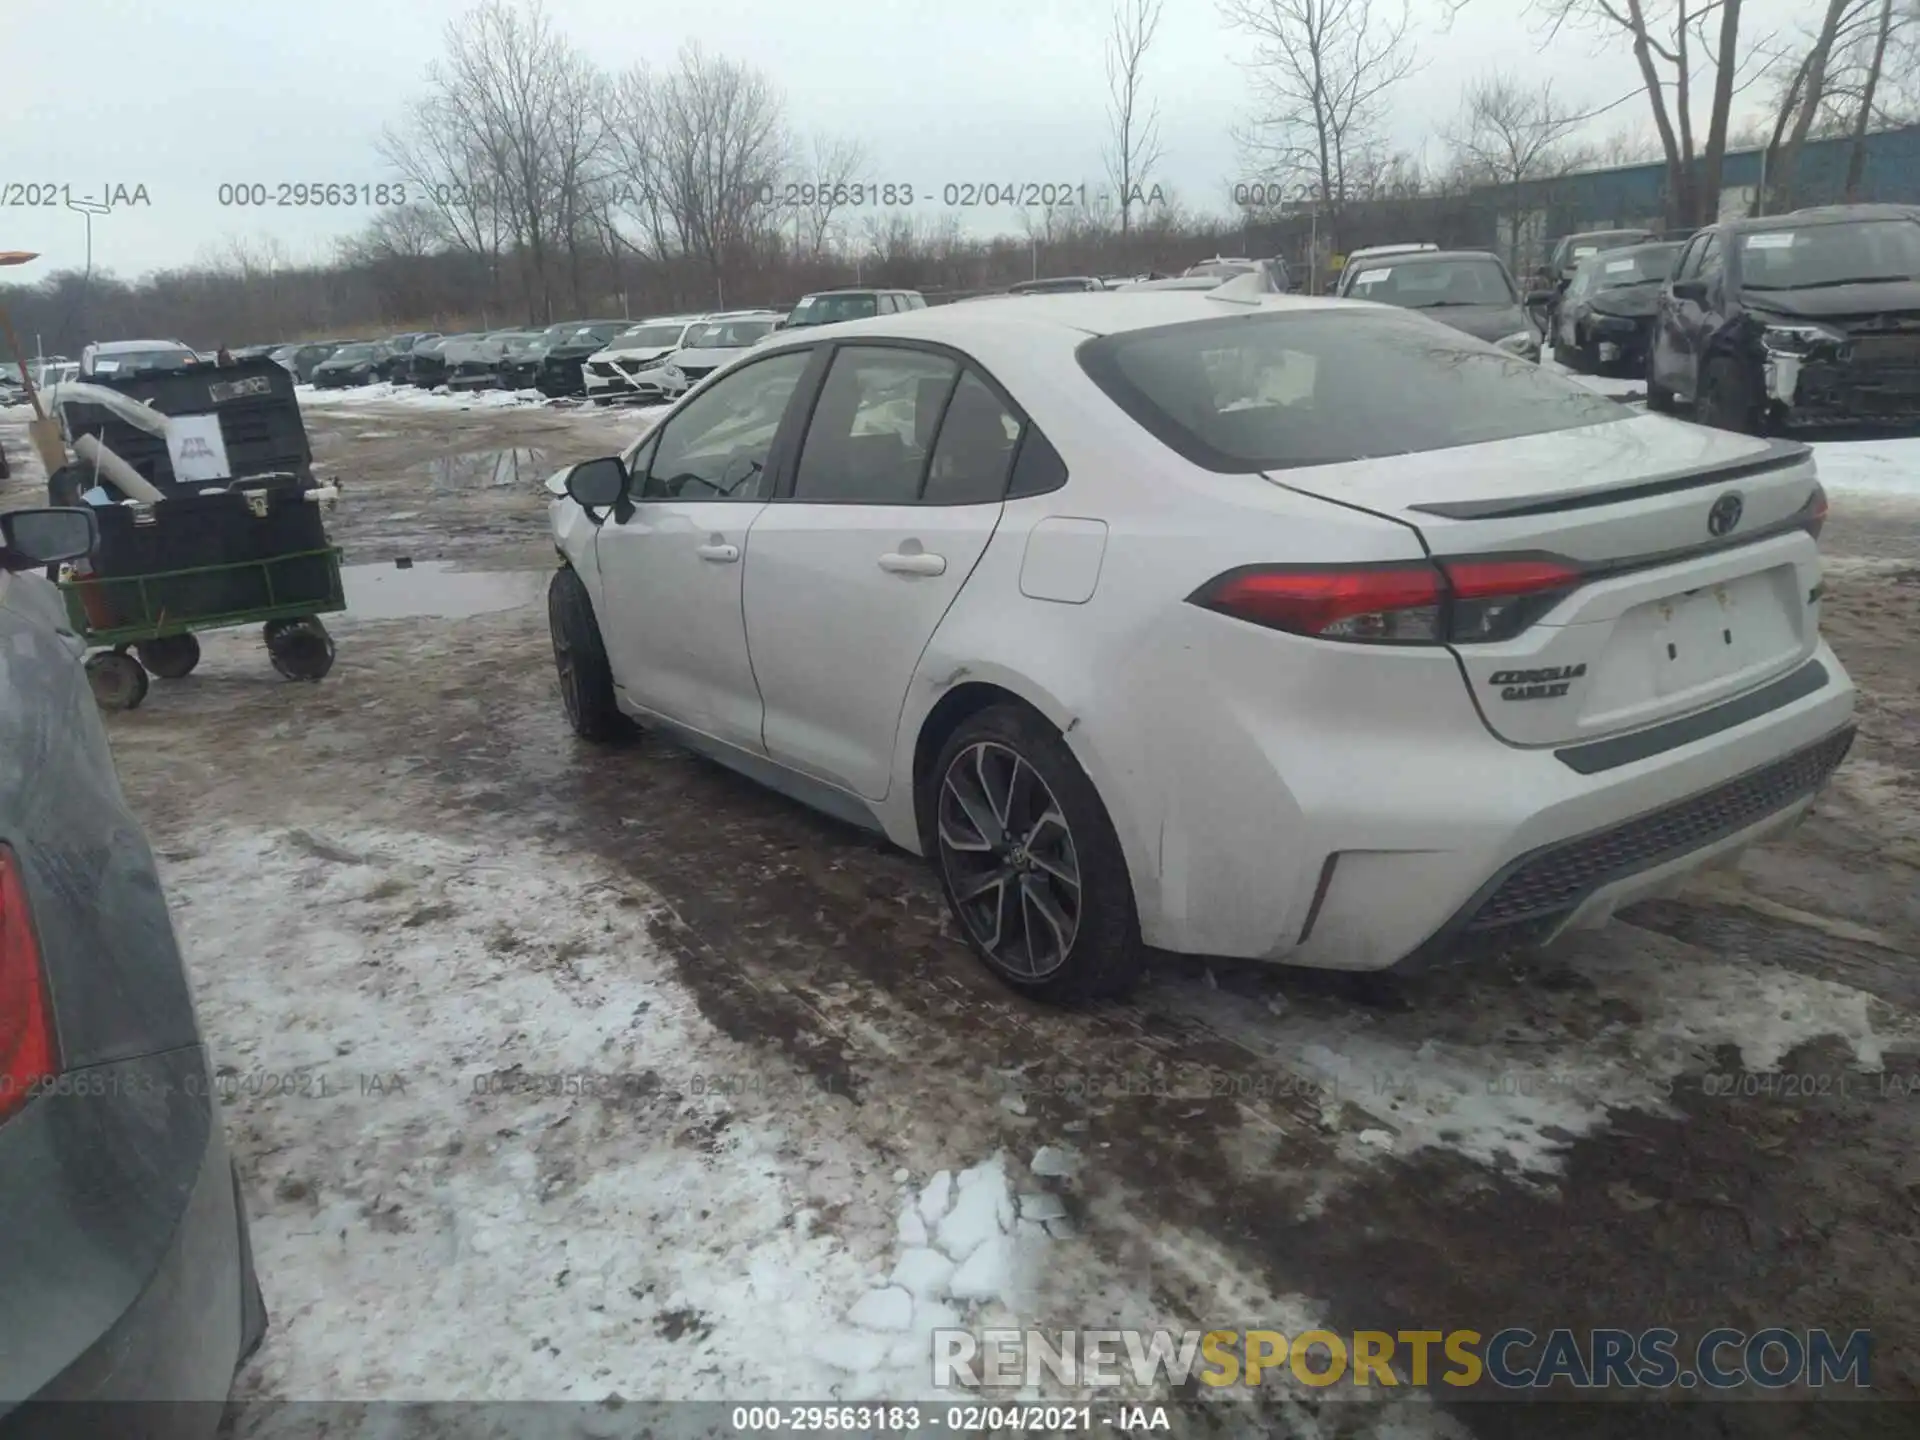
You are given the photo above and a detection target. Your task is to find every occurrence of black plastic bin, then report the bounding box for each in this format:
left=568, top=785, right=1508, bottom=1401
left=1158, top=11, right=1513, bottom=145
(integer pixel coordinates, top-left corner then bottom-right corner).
left=56, top=358, right=313, bottom=496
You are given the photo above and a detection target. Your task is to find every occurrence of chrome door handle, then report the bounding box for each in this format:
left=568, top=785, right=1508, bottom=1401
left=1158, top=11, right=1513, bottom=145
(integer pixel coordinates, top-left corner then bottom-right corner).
left=695, top=542, right=740, bottom=563
left=879, top=551, right=946, bottom=576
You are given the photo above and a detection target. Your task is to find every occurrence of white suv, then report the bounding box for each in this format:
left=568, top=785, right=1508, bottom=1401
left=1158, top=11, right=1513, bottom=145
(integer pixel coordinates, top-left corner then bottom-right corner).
left=545, top=281, right=1856, bottom=1002
left=581, top=315, right=710, bottom=404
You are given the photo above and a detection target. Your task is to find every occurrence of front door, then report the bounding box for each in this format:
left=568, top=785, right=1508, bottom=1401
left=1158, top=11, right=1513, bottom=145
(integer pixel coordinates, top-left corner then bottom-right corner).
left=743, top=346, right=1022, bottom=800
left=592, top=348, right=814, bottom=752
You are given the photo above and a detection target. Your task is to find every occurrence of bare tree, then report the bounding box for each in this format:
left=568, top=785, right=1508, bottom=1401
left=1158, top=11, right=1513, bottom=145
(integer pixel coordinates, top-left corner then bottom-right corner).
left=780, top=135, right=871, bottom=259
left=1846, top=0, right=1899, bottom=197
left=1220, top=0, right=1417, bottom=242
left=1103, top=0, right=1166, bottom=241
left=1537, top=0, right=1761, bottom=227
left=1445, top=74, right=1595, bottom=270
left=1772, top=0, right=1859, bottom=205
left=613, top=43, right=788, bottom=308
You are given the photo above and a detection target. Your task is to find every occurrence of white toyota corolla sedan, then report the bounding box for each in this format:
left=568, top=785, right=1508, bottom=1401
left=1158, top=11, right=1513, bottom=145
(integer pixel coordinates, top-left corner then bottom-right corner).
left=544, top=277, right=1856, bottom=1003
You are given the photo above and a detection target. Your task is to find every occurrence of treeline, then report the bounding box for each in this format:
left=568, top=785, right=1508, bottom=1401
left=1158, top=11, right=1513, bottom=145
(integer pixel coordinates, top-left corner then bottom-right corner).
left=5, top=0, right=1915, bottom=359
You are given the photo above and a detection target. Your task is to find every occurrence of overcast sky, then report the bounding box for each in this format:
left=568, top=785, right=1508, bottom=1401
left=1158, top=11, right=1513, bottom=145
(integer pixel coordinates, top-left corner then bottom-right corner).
left=4, top=0, right=1804, bottom=279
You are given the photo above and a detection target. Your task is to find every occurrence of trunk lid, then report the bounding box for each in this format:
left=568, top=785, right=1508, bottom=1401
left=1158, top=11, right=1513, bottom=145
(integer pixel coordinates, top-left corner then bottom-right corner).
left=1263, top=416, right=1826, bottom=747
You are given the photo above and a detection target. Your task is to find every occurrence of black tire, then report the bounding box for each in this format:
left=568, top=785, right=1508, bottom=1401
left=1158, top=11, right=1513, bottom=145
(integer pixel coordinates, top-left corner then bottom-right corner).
left=136, top=632, right=201, bottom=679
left=265, top=618, right=335, bottom=682
left=1697, top=356, right=1764, bottom=434
left=85, top=651, right=149, bottom=712
left=548, top=566, right=632, bottom=742
left=925, top=703, right=1144, bottom=1004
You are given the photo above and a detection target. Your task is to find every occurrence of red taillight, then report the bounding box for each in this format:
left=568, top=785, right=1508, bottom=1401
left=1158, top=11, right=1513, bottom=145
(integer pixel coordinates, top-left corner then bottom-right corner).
left=1803, top=484, right=1828, bottom=540
left=1194, top=563, right=1445, bottom=642
left=0, top=845, right=57, bottom=1124
left=1191, top=556, right=1584, bottom=644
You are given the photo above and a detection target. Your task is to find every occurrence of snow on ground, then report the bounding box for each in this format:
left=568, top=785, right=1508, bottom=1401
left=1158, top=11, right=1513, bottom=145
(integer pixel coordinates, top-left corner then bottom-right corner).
left=1166, top=919, right=1907, bottom=1180
left=1811, top=433, right=1920, bottom=497
left=159, top=819, right=1467, bottom=1430
left=296, top=381, right=552, bottom=411
left=157, top=824, right=1321, bottom=1411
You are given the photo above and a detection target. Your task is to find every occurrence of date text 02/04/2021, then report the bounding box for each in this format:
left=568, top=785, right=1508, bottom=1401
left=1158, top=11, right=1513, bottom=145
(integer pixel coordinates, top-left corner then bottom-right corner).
left=741, top=181, right=1171, bottom=209
left=726, top=1405, right=1166, bottom=1432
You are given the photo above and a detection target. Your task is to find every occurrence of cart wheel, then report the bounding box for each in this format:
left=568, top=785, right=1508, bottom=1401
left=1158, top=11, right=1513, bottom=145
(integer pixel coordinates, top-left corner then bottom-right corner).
left=136, top=633, right=202, bottom=679
left=266, top=618, right=335, bottom=682
left=85, top=651, right=150, bottom=712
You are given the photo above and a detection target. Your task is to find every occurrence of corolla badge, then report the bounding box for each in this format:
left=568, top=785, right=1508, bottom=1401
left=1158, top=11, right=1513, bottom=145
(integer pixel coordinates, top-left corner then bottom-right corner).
left=1708, top=491, right=1744, bottom=537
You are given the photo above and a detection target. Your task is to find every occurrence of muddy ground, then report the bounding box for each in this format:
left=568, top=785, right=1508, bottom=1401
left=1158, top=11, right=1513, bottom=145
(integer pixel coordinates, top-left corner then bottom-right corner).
left=5, top=394, right=1920, bottom=1436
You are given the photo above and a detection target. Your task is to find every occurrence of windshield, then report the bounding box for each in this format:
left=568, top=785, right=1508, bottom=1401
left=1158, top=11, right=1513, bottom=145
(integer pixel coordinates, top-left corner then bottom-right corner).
left=567, top=324, right=623, bottom=346
left=684, top=319, right=776, bottom=348
left=614, top=323, right=692, bottom=348
left=787, top=294, right=878, bottom=326
left=94, top=346, right=197, bottom=372
left=1077, top=308, right=1624, bottom=473
left=1739, top=219, right=1920, bottom=290
left=1185, top=261, right=1255, bottom=278
left=329, top=344, right=378, bottom=361
left=1591, top=245, right=1683, bottom=289
left=1344, top=257, right=1515, bottom=306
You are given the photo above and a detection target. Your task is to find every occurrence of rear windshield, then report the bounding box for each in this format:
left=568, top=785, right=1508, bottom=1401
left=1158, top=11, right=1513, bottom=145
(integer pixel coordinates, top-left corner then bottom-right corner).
left=1343, top=256, right=1514, bottom=306
left=1077, top=308, right=1627, bottom=473
left=1591, top=245, right=1682, bottom=287
left=788, top=294, right=879, bottom=325
left=614, top=323, right=691, bottom=347
left=1739, top=219, right=1920, bottom=290
left=94, top=347, right=196, bottom=373
left=685, top=319, right=775, bottom=347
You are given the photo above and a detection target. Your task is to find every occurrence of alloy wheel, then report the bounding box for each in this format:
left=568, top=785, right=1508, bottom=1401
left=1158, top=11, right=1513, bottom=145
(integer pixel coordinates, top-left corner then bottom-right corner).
left=936, top=741, right=1082, bottom=979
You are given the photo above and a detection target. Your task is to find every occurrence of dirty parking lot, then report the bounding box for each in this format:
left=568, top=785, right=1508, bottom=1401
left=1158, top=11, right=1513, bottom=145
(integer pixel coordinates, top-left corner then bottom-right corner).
left=6, top=389, right=1920, bottom=1436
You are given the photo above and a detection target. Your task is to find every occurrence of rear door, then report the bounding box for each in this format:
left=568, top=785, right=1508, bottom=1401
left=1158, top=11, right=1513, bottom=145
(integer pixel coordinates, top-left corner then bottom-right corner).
left=742, top=343, right=1017, bottom=800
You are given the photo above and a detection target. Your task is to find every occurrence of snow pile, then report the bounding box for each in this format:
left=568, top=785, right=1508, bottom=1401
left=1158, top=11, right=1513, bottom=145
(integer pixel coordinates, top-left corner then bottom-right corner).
left=297, top=381, right=550, bottom=411
left=806, top=1149, right=1077, bottom=1400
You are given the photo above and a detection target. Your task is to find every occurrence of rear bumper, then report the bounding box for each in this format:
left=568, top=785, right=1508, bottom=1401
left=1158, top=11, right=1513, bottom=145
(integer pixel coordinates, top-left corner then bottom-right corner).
left=0, top=1046, right=263, bottom=1432
left=1117, top=626, right=1857, bottom=970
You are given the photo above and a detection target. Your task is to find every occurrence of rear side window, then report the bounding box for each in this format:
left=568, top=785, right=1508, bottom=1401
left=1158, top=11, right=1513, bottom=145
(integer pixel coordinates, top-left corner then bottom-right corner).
left=923, top=370, right=1021, bottom=505
left=1077, top=309, right=1628, bottom=473
left=793, top=347, right=960, bottom=502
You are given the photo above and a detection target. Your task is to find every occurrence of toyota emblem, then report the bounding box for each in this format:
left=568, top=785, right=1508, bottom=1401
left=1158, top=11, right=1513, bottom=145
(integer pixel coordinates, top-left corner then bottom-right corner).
left=1708, top=492, right=1744, bottom=537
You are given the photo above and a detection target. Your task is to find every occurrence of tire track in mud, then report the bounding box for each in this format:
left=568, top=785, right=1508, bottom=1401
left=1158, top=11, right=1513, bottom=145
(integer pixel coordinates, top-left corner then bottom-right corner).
left=379, top=611, right=1920, bottom=1434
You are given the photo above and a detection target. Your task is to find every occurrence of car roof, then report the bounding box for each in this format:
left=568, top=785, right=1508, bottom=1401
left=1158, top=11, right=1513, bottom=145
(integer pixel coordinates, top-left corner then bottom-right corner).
left=799, top=288, right=919, bottom=297
left=1351, top=249, right=1506, bottom=266
left=92, top=339, right=194, bottom=353
left=1728, top=203, right=1920, bottom=230
left=1347, top=243, right=1438, bottom=257
left=752, top=288, right=1352, bottom=352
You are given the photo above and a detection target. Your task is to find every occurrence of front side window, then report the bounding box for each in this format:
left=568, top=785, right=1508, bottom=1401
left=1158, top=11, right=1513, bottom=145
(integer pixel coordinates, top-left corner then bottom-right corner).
left=1078, top=308, right=1628, bottom=473
left=639, top=350, right=812, bottom=501
left=1696, top=233, right=1726, bottom=287
left=792, top=347, right=960, bottom=502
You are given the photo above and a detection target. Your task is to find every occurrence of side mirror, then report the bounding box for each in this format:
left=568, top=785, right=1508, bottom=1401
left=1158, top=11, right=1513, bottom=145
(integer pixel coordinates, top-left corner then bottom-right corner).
left=1671, top=278, right=1708, bottom=303
left=0, top=507, right=97, bottom=572
left=563, top=456, right=630, bottom=514
left=1525, top=290, right=1556, bottom=308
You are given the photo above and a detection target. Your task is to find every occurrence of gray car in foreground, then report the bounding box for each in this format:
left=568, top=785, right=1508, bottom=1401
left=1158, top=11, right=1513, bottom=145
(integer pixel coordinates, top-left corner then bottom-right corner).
left=0, top=508, right=266, bottom=1437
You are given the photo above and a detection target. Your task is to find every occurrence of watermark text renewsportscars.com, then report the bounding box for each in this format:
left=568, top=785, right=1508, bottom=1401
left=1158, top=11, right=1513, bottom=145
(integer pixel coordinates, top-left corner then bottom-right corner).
left=934, top=1327, right=1872, bottom=1392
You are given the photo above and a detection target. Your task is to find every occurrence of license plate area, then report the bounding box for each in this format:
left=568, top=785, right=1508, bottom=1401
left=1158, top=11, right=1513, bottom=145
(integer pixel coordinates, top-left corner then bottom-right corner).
left=1578, top=566, right=1807, bottom=733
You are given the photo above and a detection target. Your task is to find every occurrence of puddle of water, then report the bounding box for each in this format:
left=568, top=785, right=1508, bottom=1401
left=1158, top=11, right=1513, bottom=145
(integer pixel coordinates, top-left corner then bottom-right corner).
left=400, top=447, right=551, bottom=495
left=341, top=561, right=548, bottom=620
